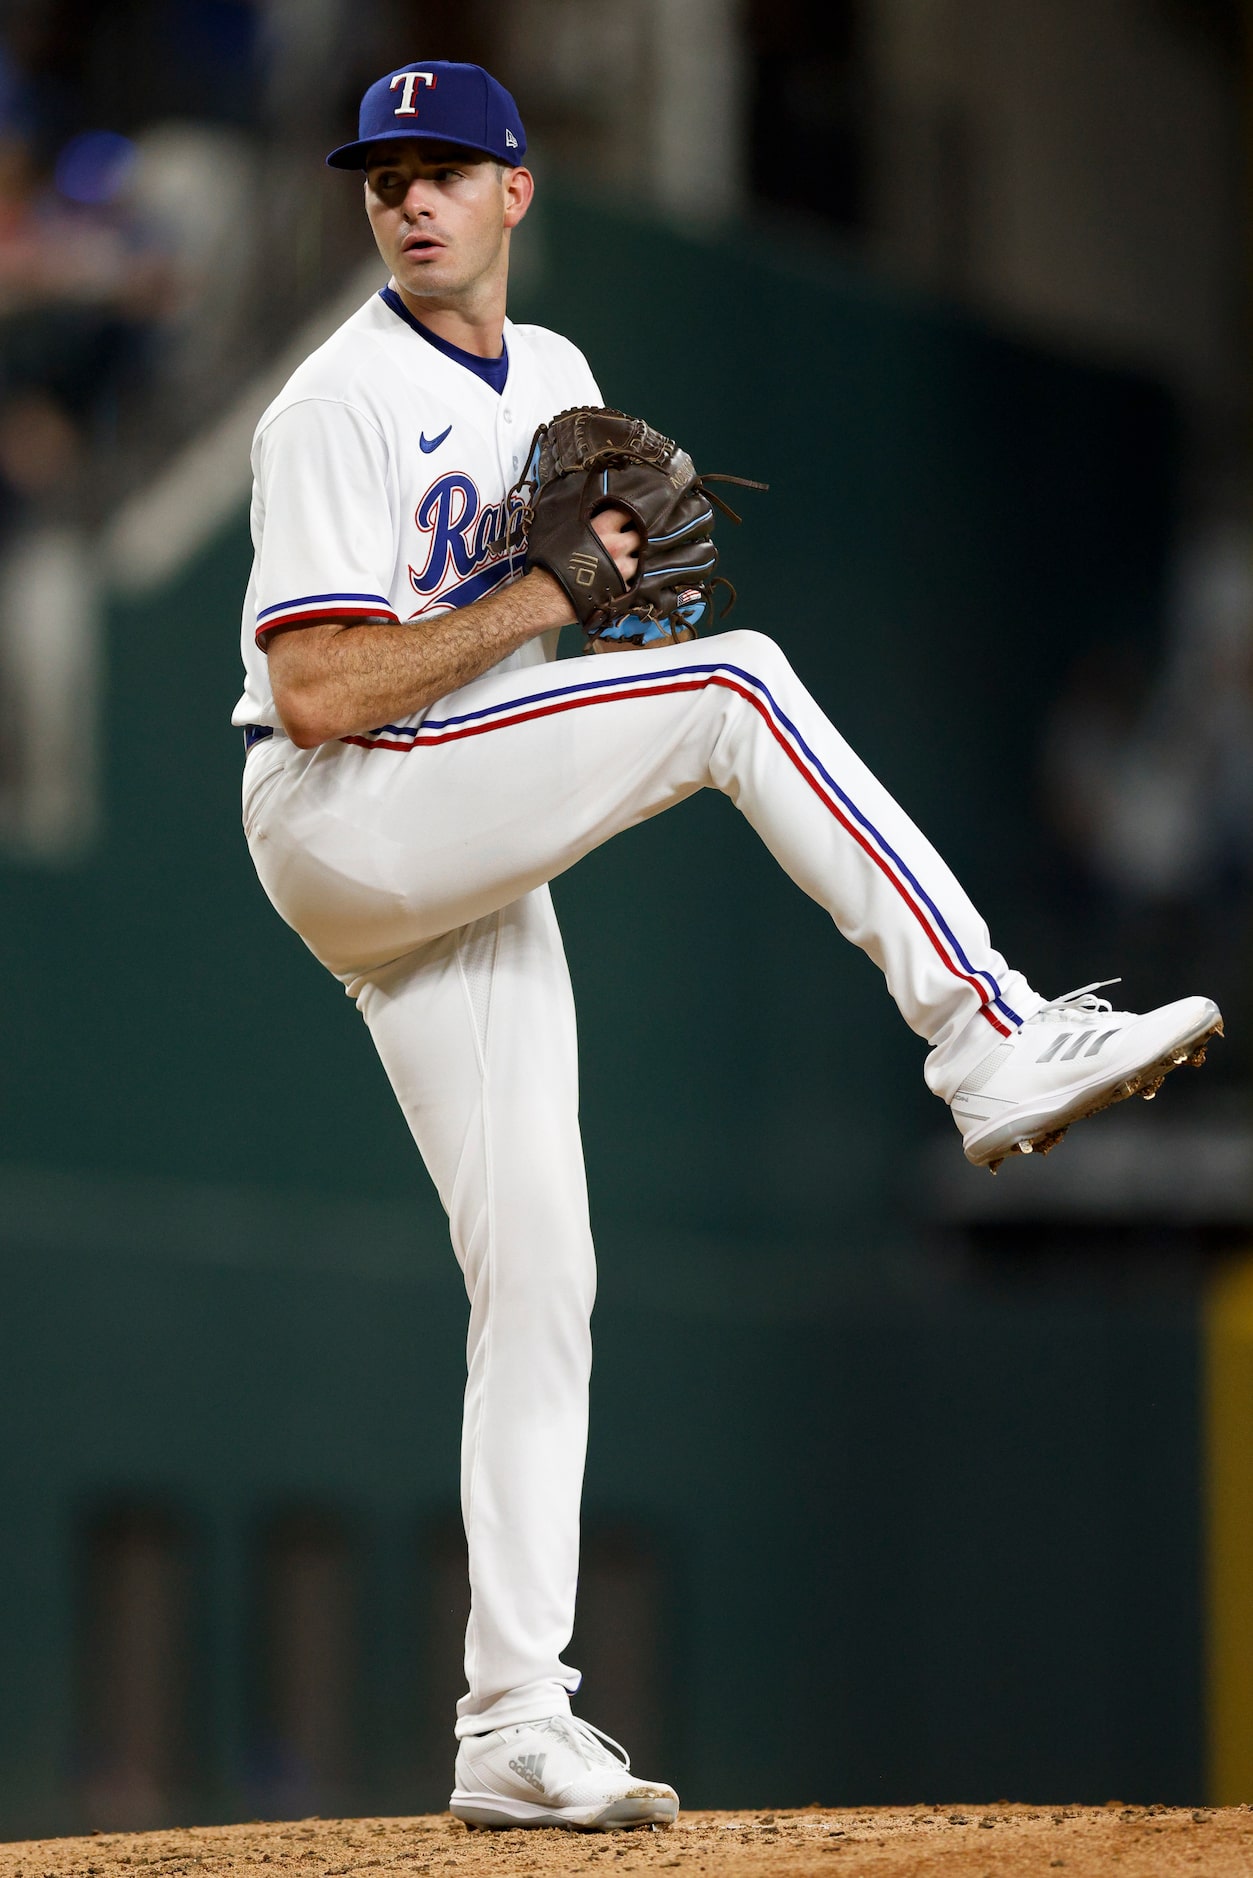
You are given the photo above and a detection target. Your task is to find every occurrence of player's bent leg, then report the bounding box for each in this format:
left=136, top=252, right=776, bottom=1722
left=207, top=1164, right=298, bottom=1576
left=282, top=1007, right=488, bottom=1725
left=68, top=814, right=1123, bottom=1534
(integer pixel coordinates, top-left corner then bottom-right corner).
left=247, top=628, right=1220, bottom=1167
left=351, top=889, right=595, bottom=1736
left=247, top=627, right=1031, bottom=1083
left=691, top=635, right=1222, bottom=1166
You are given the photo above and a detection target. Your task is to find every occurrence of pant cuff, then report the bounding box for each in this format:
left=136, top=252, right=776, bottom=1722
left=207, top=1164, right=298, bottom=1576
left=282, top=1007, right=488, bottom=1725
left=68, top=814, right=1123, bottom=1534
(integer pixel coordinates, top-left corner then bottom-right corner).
left=925, top=972, right=1043, bottom=1102
left=455, top=1678, right=576, bottom=1739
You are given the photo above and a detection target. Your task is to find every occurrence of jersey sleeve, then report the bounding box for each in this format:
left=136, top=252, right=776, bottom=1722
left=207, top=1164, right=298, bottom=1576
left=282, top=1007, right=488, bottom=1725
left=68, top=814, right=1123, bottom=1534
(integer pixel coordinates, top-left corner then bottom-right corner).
left=251, top=398, right=399, bottom=648
left=570, top=344, right=602, bottom=406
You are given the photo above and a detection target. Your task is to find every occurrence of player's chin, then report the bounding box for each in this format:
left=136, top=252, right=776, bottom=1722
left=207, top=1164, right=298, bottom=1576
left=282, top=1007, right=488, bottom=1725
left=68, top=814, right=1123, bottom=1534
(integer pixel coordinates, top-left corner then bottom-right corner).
left=396, top=251, right=457, bottom=286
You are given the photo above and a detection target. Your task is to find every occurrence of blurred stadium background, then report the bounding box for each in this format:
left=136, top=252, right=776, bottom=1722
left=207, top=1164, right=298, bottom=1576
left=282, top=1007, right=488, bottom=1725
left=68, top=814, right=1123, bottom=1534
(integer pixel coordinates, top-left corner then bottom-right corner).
left=0, top=0, right=1251, bottom=1839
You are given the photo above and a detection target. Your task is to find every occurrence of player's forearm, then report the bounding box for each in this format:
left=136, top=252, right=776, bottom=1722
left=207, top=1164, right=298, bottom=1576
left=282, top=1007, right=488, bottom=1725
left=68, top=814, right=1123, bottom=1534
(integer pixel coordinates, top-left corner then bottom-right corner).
left=269, top=570, right=570, bottom=747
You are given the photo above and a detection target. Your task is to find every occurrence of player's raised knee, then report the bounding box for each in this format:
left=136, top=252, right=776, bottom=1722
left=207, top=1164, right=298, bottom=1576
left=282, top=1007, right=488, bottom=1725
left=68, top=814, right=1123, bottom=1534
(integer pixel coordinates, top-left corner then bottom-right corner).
left=708, top=627, right=792, bottom=684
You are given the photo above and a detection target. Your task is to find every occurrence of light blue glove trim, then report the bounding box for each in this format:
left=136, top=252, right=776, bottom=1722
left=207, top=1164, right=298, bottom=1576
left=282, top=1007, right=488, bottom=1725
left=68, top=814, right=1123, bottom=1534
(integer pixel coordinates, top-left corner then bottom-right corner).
left=595, top=594, right=712, bottom=646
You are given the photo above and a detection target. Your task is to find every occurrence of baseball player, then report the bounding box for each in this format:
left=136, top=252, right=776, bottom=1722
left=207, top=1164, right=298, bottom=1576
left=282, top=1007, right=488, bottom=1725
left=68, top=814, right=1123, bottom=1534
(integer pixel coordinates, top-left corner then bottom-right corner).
left=233, top=61, right=1221, bottom=1831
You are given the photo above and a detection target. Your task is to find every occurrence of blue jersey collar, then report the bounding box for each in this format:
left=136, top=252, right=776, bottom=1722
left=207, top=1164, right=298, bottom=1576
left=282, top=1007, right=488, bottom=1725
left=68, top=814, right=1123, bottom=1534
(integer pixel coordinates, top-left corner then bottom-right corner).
left=379, top=287, right=509, bottom=394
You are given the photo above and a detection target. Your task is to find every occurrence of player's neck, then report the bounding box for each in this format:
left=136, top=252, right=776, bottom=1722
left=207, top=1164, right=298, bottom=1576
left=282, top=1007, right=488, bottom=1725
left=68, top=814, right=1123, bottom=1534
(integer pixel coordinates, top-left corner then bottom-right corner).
left=391, top=282, right=507, bottom=360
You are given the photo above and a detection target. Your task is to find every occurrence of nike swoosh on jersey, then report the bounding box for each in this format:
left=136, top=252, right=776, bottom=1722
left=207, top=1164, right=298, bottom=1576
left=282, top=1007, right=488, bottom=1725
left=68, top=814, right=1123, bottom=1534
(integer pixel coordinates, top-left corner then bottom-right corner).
left=420, top=425, right=453, bottom=453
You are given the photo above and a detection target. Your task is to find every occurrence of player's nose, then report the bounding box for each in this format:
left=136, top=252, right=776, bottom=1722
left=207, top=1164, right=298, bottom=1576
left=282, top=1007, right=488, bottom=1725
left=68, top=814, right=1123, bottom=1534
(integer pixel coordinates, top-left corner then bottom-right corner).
left=401, top=180, right=436, bottom=219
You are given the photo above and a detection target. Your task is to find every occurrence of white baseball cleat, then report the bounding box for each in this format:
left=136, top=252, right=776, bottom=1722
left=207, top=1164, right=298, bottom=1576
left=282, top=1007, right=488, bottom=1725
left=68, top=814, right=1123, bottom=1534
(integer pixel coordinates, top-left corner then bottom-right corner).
left=951, top=982, right=1223, bottom=1173
left=450, top=1714, right=679, bottom=1831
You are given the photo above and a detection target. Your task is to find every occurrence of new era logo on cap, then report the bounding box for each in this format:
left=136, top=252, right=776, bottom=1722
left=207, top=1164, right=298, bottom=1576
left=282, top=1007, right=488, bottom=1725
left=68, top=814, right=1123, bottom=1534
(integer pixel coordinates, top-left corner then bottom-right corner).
left=326, top=59, right=527, bottom=169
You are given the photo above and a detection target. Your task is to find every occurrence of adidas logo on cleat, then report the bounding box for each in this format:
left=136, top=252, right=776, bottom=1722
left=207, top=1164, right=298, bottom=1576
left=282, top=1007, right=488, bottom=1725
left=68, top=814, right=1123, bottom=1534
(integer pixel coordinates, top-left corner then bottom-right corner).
left=508, top=1752, right=548, bottom=1791
left=1035, top=1025, right=1121, bottom=1063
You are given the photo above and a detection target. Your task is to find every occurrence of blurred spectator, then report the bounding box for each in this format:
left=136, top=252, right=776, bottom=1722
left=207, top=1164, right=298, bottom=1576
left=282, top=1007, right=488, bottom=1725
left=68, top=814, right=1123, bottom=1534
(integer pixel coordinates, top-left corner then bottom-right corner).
left=0, top=0, right=328, bottom=496
left=1038, top=522, right=1253, bottom=1075
left=0, top=121, right=172, bottom=531
left=1042, top=526, right=1253, bottom=906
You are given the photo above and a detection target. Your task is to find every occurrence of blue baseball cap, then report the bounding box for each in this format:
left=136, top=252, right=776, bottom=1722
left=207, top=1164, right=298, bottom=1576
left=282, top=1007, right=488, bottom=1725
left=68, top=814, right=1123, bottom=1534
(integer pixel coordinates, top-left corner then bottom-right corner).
left=326, top=60, right=526, bottom=169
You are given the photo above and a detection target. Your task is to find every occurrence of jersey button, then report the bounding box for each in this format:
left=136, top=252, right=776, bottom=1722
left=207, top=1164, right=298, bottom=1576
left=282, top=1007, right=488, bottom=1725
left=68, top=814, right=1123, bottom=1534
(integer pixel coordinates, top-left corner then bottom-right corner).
left=503, top=409, right=513, bottom=423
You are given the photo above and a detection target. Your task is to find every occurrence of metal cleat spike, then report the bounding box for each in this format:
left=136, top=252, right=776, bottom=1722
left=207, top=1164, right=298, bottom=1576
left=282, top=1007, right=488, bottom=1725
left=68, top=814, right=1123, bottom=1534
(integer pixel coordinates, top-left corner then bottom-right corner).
left=1190, top=1046, right=1208, bottom=1068
left=987, top=1158, right=1003, bottom=1175
left=1017, top=1138, right=1034, bottom=1154
left=1036, top=1127, right=1068, bottom=1156
left=1141, top=1078, right=1163, bottom=1100
left=1172, top=1052, right=1189, bottom=1065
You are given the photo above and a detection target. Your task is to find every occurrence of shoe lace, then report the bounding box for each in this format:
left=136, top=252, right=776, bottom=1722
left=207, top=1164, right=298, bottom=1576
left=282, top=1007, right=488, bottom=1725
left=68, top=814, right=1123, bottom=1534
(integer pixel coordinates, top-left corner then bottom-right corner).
left=1029, top=979, right=1122, bottom=1023
left=568, top=1715, right=631, bottom=1772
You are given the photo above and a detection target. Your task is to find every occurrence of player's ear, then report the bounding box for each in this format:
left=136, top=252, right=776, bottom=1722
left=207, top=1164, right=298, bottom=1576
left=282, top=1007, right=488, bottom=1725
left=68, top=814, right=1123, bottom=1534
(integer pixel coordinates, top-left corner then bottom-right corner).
left=502, top=165, right=534, bottom=229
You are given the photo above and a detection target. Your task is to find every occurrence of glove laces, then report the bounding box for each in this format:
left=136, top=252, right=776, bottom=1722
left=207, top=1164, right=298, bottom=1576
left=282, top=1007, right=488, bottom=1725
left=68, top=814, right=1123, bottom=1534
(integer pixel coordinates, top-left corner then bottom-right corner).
left=1030, top=979, right=1122, bottom=1023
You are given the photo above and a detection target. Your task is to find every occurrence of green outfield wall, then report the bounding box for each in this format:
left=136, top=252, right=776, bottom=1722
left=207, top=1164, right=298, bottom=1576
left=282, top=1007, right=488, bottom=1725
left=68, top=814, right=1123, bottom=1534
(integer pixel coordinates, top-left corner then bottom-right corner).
left=0, top=193, right=1208, bottom=1834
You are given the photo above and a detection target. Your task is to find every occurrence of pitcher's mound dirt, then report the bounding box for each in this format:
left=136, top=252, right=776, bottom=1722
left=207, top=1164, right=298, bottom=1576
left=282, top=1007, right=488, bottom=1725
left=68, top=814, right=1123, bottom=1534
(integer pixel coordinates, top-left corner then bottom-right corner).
left=2, top=1805, right=1251, bottom=1878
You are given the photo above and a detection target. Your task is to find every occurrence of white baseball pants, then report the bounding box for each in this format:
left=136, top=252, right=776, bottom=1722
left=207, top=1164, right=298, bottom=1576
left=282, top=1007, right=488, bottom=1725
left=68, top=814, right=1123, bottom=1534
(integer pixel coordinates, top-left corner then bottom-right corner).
left=242, top=629, right=1039, bottom=1737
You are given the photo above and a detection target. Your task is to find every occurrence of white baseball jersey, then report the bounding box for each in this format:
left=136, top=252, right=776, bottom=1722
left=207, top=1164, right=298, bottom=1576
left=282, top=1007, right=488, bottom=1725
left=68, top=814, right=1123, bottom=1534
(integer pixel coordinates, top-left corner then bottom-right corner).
left=232, top=287, right=601, bottom=733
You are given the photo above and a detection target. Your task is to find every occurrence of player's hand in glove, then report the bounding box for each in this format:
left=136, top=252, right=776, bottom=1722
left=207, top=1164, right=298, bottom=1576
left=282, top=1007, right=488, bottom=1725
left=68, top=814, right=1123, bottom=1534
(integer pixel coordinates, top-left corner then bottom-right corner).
left=504, top=406, right=764, bottom=654
left=588, top=505, right=641, bottom=588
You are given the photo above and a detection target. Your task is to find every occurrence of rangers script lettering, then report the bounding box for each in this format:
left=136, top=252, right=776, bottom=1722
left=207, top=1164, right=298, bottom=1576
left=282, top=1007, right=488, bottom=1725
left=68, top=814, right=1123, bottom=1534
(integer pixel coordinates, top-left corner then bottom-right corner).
left=409, top=472, right=516, bottom=603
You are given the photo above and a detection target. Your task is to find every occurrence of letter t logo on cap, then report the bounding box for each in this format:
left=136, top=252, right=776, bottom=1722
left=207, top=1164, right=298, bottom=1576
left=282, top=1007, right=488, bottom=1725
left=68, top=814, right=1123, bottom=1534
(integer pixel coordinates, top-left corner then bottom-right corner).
left=390, top=71, right=436, bottom=116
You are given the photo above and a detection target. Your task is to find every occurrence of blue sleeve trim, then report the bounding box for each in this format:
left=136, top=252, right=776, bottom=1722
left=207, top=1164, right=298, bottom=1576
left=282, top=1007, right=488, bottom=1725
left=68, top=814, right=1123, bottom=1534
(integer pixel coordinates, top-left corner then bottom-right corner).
left=257, top=590, right=393, bottom=621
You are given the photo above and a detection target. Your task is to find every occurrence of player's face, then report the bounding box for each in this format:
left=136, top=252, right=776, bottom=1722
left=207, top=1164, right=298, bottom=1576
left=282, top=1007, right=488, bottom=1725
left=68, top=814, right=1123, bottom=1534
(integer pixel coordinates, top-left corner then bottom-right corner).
left=364, top=142, right=532, bottom=304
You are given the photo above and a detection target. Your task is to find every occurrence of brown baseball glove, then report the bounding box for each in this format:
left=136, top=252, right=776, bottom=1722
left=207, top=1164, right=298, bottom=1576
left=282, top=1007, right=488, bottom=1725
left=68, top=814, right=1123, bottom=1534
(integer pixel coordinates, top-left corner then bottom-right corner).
left=502, top=406, right=764, bottom=653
